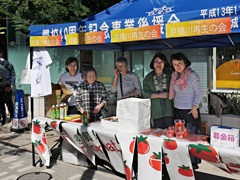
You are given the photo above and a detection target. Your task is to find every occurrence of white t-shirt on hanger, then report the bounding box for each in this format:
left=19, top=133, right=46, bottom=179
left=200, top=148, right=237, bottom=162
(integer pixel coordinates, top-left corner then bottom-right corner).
left=26, top=48, right=52, bottom=97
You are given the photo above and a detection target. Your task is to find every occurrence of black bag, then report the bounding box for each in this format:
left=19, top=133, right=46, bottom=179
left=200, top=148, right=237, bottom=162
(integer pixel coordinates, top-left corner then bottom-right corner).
left=0, top=71, right=6, bottom=91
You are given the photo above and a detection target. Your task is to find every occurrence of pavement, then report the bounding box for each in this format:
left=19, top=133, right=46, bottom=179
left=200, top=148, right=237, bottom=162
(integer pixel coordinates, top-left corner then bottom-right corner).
left=1, top=118, right=240, bottom=180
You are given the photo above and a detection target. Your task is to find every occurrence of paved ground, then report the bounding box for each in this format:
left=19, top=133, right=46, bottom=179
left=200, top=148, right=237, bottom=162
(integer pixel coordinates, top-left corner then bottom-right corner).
left=1, top=120, right=240, bottom=180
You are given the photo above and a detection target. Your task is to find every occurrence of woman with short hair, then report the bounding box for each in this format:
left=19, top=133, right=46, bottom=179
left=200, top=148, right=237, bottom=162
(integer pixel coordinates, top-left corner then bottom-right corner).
left=111, top=57, right=142, bottom=100
left=169, top=52, right=202, bottom=133
left=76, top=67, right=109, bottom=121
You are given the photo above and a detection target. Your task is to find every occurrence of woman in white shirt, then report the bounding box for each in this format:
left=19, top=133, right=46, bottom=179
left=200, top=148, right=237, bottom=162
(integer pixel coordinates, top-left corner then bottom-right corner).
left=58, top=57, right=83, bottom=114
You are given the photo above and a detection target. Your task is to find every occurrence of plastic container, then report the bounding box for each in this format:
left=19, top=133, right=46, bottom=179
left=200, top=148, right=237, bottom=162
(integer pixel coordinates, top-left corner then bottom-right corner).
left=63, top=103, right=68, bottom=118
left=176, top=129, right=185, bottom=139
left=56, top=105, right=60, bottom=119
left=174, top=119, right=185, bottom=130
left=50, top=105, right=56, bottom=119
left=60, top=104, right=64, bottom=120
left=165, top=126, right=175, bottom=138
left=183, top=127, right=190, bottom=137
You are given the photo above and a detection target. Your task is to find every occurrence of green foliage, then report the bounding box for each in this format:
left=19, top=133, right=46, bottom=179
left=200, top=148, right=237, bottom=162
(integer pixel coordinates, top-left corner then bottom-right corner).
left=0, top=0, right=121, bottom=37
left=214, top=92, right=240, bottom=115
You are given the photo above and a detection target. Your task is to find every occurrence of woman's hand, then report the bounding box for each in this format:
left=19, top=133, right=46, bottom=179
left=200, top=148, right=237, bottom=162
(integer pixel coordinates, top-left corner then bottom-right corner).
left=188, top=105, right=198, bottom=119
left=80, top=109, right=84, bottom=114
left=113, top=68, right=119, bottom=78
left=93, top=103, right=104, bottom=114
left=159, top=92, right=168, bottom=98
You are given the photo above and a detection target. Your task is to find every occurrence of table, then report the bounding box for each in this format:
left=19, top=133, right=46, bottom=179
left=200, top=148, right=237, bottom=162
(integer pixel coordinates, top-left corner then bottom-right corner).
left=31, top=117, right=240, bottom=180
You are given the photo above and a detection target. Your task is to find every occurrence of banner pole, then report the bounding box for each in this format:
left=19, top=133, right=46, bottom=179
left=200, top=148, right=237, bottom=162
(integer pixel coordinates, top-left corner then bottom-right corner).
left=30, top=47, right=36, bottom=166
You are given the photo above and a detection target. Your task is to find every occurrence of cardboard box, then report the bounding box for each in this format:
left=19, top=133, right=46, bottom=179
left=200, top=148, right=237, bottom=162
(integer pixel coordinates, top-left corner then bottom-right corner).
left=45, top=83, right=73, bottom=117
left=61, top=139, right=88, bottom=166
left=201, top=121, right=208, bottom=135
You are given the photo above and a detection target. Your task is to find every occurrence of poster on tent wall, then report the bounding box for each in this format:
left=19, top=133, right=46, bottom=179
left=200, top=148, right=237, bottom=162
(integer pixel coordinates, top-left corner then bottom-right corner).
left=216, top=59, right=240, bottom=89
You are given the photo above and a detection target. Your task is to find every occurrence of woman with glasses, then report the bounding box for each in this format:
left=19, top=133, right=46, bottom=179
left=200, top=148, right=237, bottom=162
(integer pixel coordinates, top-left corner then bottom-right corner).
left=143, top=53, right=174, bottom=128
left=58, top=57, right=83, bottom=114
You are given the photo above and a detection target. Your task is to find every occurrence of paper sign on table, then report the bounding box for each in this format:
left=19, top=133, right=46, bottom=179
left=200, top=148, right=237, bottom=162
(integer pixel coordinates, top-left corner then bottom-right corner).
left=138, top=135, right=163, bottom=180
left=95, top=128, right=125, bottom=174
left=116, top=132, right=137, bottom=180
left=31, top=117, right=52, bottom=166
left=210, top=126, right=239, bottom=148
left=163, top=138, right=195, bottom=180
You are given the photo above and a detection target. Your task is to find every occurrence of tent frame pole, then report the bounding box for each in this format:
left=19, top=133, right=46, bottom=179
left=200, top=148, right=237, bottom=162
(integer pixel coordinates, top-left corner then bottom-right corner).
left=212, top=47, right=217, bottom=91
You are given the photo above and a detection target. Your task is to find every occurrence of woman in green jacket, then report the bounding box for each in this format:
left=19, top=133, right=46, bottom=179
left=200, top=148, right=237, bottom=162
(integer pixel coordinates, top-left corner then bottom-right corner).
left=143, top=53, right=174, bottom=129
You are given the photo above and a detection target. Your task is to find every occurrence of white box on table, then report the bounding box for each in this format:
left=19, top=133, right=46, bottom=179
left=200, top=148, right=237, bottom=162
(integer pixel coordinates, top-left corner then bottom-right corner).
left=116, top=98, right=151, bottom=133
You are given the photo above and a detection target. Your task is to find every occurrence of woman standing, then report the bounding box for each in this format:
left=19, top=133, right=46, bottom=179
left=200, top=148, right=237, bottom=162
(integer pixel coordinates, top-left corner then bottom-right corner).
left=143, top=53, right=174, bottom=129
left=111, top=57, right=142, bottom=100
left=75, top=67, right=109, bottom=122
left=58, top=57, right=83, bottom=114
left=169, top=52, right=202, bottom=133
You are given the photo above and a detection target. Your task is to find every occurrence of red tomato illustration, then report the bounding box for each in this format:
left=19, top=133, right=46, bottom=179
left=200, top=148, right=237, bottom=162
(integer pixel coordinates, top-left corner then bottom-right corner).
left=129, top=138, right=135, bottom=154
left=219, top=167, right=231, bottom=174
left=163, top=139, right=177, bottom=150
left=227, top=167, right=240, bottom=173
left=42, top=133, right=47, bottom=144
left=33, top=120, right=41, bottom=134
left=178, top=165, right=193, bottom=177
left=164, top=153, right=169, bottom=164
left=50, top=121, right=57, bottom=129
left=34, top=140, right=45, bottom=154
left=137, top=135, right=150, bottom=155
left=124, top=160, right=131, bottom=180
left=189, top=144, right=220, bottom=163
left=149, top=152, right=161, bottom=171
left=227, top=163, right=240, bottom=169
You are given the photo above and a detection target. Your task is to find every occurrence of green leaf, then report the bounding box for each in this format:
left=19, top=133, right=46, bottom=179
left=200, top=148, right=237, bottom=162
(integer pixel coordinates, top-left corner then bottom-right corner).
left=137, top=135, right=148, bottom=144
left=189, top=144, right=213, bottom=153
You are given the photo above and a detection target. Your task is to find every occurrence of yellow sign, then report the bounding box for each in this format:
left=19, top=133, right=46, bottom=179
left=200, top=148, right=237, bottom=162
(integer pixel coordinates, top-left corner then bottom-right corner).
left=111, top=25, right=161, bottom=43
left=166, top=17, right=231, bottom=38
left=30, top=35, right=62, bottom=47
left=216, top=59, right=240, bottom=89
left=66, top=31, right=105, bottom=45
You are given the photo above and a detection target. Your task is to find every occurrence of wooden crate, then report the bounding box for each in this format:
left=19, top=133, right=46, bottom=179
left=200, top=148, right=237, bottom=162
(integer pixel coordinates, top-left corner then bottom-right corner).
left=201, top=121, right=208, bottom=135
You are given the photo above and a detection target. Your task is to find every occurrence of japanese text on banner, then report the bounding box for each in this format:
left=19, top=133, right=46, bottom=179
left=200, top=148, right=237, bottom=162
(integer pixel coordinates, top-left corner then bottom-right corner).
left=66, top=31, right=105, bottom=45
left=30, top=35, right=62, bottom=47
left=111, top=25, right=161, bottom=43
left=166, top=17, right=231, bottom=38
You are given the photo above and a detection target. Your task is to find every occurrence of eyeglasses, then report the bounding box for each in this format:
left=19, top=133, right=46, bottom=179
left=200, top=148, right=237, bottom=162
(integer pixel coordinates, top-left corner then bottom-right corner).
left=172, top=62, right=185, bottom=67
left=154, top=60, right=164, bottom=64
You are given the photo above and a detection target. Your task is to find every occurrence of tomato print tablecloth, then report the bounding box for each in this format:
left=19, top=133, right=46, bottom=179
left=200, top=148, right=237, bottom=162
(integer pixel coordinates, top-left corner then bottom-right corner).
left=31, top=117, right=240, bottom=180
